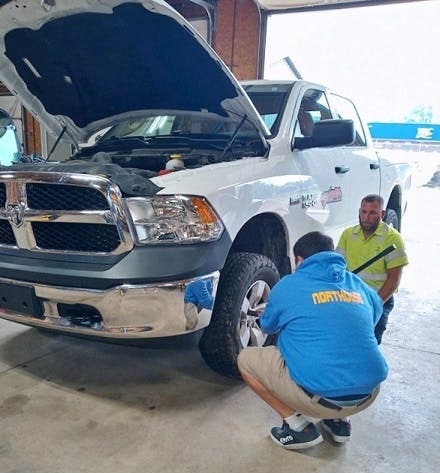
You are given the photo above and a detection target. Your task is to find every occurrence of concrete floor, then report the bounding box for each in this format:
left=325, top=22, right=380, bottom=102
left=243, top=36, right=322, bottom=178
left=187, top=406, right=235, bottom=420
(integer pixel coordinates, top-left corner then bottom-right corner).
left=1, top=160, right=439, bottom=473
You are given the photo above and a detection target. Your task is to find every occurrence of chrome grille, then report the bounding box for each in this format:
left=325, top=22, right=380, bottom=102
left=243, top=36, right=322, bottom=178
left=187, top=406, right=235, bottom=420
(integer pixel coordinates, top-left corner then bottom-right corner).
left=26, top=183, right=109, bottom=210
left=32, top=222, right=120, bottom=252
left=0, top=172, right=134, bottom=255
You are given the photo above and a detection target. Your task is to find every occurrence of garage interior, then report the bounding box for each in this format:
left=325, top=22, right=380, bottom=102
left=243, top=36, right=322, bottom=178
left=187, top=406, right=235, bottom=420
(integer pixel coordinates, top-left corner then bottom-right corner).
left=0, top=1, right=439, bottom=472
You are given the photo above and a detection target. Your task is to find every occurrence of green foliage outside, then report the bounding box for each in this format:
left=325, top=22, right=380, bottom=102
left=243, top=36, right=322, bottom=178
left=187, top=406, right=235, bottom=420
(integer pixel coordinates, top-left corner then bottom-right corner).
left=405, top=105, right=433, bottom=124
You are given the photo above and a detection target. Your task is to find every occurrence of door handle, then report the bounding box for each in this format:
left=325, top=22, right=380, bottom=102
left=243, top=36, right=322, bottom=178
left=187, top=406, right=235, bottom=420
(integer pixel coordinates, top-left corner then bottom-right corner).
left=335, top=166, right=350, bottom=174
left=370, top=163, right=380, bottom=170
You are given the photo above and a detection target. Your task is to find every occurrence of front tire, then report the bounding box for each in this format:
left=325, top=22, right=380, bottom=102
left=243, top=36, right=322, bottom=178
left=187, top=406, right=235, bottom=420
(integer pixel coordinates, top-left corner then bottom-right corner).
left=199, top=252, right=280, bottom=378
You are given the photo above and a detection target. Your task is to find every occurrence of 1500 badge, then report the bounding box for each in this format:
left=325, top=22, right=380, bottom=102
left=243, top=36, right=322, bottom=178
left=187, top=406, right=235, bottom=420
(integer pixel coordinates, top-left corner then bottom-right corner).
left=288, top=194, right=318, bottom=208
left=301, top=193, right=317, bottom=208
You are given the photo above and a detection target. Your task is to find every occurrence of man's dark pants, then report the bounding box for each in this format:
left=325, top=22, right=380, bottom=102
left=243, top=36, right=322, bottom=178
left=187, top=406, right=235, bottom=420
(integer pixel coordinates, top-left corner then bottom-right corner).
left=375, top=296, right=394, bottom=344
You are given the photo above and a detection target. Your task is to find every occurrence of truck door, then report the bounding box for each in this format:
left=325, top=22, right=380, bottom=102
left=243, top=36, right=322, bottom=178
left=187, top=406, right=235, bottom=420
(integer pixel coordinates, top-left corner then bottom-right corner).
left=291, top=87, right=350, bottom=234
left=329, top=93, right=381, bottom=227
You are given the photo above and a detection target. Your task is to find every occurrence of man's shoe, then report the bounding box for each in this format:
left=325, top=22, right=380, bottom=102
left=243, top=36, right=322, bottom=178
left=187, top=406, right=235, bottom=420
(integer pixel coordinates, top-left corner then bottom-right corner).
left=322, top=418, right=351, bottom=443
left=270, top=421, right=323, bottom=450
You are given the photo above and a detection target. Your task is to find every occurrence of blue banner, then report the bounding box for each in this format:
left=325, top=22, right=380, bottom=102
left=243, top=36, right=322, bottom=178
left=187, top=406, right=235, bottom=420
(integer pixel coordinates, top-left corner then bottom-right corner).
left=368, top=122, right=440, bottom=142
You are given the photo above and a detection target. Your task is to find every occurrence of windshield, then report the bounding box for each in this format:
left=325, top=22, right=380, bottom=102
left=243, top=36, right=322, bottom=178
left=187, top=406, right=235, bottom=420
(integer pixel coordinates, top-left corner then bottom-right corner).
left=96, top=111, right=259, bottom=143
left=242, top=83, right=293, bottom=136
left=72, top=109, right=267, bottom=172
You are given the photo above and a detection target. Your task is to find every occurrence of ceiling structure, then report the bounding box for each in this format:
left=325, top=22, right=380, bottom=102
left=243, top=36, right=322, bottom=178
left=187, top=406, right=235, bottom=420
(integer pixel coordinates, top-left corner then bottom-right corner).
left=192, top=0, right=429, bottom=14
left=254, top=0, right=429, bottom=12
left=174, top=0, right=431, bottom=18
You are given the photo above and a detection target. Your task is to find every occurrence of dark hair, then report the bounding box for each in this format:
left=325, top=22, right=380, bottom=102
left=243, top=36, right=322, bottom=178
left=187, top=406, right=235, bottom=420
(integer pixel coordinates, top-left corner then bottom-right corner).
left=293, top=231, right=334, bottom=259
left=361, top=194, right=384, bottom=209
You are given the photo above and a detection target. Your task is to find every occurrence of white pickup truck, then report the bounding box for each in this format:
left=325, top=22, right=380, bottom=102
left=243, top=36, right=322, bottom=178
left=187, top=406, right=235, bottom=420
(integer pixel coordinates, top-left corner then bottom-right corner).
left=0, top=0, right=410, bottom=377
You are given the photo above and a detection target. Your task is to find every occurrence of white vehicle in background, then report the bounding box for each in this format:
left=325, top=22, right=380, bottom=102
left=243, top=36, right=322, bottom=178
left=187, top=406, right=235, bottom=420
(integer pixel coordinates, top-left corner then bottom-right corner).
left=0, top=109, right=20, bottom=166
left=0, top=0, right=411, bottom=377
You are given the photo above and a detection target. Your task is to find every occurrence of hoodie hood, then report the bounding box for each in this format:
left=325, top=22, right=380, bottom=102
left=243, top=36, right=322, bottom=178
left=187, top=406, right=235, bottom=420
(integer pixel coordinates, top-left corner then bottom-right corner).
left=0, top=0, right=269, bottom=147
left=297, top=251, right=347, bottom=282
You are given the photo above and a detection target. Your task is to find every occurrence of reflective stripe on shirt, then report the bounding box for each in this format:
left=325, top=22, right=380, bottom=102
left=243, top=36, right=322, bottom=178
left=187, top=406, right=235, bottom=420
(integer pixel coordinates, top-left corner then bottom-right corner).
left=357, top=272, right=387, bottom=282
left=384, top=248, right=407, bottom=263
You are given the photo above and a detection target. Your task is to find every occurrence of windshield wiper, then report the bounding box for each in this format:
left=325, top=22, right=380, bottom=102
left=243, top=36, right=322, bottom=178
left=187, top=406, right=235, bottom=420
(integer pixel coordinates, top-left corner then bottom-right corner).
left=97, top=135, right=151, bottom=147
left=219, top=115, right=248, bottom=160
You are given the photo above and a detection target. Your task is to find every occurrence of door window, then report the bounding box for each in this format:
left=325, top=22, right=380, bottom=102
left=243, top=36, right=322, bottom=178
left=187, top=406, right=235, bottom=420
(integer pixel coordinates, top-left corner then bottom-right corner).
left=331, top=93, right=367, bottom=146
left=294, top=89, right=332, bottom=138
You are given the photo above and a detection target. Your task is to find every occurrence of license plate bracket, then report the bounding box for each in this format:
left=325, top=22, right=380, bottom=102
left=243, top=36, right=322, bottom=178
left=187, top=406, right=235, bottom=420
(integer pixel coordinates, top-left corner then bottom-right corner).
left=0, top=282, right=44, bottom=318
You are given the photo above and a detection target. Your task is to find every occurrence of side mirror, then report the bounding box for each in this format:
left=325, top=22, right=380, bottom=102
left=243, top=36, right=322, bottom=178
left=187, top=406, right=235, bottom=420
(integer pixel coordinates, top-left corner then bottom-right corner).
left=294, top=119, right=355, bottom=150
left=0, top=110, right=20, bottom=166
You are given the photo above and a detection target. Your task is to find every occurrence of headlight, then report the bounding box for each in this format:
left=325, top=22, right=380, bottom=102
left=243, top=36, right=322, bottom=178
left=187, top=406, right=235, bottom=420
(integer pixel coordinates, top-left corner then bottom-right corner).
left=125, top=195, right=224, bottom=244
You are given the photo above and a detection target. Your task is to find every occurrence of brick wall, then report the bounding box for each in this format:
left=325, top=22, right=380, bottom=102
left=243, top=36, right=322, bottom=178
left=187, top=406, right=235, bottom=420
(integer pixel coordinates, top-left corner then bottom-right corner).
left=214, top=0, right=263, bottom=80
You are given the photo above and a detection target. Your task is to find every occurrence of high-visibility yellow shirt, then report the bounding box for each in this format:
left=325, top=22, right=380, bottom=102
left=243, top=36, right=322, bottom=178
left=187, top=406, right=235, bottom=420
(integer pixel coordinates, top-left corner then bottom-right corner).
left=336, top=221, right=409, bottom=291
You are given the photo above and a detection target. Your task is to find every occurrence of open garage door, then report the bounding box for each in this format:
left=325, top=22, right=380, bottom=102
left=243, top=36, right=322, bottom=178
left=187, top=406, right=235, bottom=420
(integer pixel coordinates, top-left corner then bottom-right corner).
left=263, top=0, right=440, bottom=125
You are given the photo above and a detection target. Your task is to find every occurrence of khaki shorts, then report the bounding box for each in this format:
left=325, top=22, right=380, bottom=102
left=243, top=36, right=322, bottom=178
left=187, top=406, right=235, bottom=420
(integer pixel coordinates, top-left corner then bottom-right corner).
left=237, top=345, right=379, bottom=419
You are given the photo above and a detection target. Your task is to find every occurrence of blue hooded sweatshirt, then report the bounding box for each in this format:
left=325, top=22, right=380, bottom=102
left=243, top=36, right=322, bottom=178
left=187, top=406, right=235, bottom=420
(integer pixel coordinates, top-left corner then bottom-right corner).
left=260, top=251, right=388, bottom=397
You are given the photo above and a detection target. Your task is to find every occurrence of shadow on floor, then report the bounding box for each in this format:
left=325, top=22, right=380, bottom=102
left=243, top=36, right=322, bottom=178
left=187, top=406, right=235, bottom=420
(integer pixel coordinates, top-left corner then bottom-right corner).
left=0, top=327, right=242, bottom=413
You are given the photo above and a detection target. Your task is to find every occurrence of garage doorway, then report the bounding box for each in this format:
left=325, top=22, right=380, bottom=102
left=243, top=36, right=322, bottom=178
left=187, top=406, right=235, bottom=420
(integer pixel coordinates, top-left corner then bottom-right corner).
left=264, top=0, right=440, bottom=187
left=264, top=0, right=440, bottom=125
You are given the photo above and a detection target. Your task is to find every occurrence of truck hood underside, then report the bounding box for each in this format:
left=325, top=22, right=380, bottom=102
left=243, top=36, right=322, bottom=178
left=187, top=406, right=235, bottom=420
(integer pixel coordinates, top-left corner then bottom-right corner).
left=0, top=0, right=268, bottom=145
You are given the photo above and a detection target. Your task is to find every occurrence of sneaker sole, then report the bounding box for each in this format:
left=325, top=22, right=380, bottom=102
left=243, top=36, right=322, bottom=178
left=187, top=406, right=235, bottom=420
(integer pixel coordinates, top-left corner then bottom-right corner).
left=321, top=422, right=350, bottom=443
left=270, top=432, right=323, bottom=450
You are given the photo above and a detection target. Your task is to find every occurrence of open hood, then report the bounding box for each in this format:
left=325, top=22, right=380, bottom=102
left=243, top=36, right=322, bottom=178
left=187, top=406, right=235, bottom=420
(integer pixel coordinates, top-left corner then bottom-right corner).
left=0, top=0, right=269, bottom=146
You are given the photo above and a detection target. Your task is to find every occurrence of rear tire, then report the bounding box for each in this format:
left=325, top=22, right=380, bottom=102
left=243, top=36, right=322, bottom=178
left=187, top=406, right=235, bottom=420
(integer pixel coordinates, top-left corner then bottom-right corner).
left=385, top=208, right=400, bottom=231
left=199, top=252, right=280, bottom=378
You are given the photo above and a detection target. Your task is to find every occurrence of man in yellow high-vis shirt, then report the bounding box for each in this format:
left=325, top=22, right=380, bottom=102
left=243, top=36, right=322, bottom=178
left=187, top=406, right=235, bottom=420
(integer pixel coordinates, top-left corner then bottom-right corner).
left=336, top=194, right=408, bottom=344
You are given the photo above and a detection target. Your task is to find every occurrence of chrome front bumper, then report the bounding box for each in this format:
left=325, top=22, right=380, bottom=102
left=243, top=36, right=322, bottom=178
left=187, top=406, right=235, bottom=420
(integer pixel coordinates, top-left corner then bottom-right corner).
left=0, top=272, right=220, bottom=339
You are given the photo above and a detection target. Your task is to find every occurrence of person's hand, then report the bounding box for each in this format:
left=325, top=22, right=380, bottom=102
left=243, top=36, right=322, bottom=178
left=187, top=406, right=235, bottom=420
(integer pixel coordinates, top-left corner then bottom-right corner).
left=254, top=302, right=267, bottom=316
left=248, top=302, right=266, bottom=319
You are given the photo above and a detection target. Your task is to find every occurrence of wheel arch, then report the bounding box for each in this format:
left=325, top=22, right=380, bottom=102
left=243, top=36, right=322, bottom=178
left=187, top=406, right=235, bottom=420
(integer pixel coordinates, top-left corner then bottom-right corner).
left=228, top=213, right=291, bottom=277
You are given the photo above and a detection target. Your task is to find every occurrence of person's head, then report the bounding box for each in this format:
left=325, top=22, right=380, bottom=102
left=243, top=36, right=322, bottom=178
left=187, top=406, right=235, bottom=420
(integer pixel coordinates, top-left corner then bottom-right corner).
left=359, top=194, right=385, bottom=236
left=293, top=231, right=334, bottom=267
left=298, top=110, right=314, bottom=137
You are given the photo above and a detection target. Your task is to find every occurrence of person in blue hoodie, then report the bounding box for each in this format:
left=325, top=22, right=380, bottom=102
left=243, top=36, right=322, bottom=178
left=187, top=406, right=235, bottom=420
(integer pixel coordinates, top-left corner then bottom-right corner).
left=237, top=231, right=388, bottom=450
